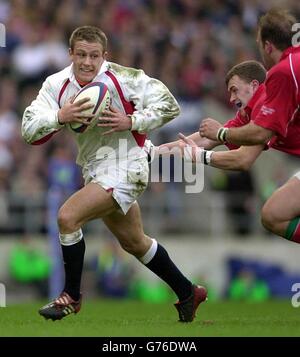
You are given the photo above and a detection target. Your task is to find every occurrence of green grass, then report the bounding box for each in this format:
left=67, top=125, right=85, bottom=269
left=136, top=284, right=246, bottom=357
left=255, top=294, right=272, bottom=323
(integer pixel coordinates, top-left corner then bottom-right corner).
left=0, top=299, right=299, bottom=337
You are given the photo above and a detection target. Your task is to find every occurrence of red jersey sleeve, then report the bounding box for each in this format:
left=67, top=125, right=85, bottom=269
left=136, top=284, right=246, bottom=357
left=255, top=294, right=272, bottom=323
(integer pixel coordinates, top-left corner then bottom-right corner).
left=254, top=69, right=298, bottom=137
left=223, top=110, right=250, bottom=150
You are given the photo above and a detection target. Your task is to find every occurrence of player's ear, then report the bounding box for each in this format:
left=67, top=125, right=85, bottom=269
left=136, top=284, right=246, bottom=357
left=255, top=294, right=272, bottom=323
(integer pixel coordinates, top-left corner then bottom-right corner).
left=103, top=51, right=108, bottom=60
left=69, top=48, right=73, bottom=56
left=251, top=79, right=260, bottom=91
left=264, top=41, right=273, bottom=54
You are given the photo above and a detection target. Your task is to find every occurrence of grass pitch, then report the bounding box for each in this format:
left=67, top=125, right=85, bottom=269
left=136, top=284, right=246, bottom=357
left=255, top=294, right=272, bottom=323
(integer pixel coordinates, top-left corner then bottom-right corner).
left=0, top=299, right=299, bottom=337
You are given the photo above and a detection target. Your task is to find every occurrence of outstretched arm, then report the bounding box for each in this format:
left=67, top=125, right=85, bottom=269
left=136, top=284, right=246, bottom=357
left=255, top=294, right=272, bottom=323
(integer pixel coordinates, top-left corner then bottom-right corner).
left=157, top=131, right=220, bottom=153
left=179, top=133, right=264, bottom=171
left=222, top=122, right=273, bottom=146
left=210, top=145, right=264, bottom=170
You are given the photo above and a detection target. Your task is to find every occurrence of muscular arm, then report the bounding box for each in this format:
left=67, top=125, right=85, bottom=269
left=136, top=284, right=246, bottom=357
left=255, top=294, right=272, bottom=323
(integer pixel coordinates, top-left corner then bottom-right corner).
left=178, top=133, right=264, bottom=170
left=225, top=122, right=274, bottom=146
left=210, top=145, right=264, bottom=171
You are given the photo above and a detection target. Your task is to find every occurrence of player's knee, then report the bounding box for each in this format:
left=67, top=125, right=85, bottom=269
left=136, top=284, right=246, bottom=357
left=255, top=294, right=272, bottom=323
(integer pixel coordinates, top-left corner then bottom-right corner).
left=57, top=208, right=78, bottom=232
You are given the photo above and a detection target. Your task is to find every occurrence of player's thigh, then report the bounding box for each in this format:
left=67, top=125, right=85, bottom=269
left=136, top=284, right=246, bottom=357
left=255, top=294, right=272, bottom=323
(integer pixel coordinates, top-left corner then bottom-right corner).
left=263, top=177, right=300, bottom=221
left=59, top=183, right=119, bottom=225
left=102, top=202, right=150, bottom=254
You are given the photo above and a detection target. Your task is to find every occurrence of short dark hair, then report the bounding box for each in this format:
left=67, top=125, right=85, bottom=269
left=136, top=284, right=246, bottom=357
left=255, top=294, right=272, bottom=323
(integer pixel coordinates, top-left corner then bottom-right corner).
left=69, top=26, right=107, bottom=52
left=225, top=60, right=267, bottom=86
left=258, top=8, right=297, bottom=50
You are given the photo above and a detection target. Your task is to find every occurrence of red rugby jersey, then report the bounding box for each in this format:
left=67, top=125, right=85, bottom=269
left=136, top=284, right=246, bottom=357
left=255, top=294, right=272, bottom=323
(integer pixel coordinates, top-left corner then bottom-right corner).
left=254, top=46, right=300, bottom=157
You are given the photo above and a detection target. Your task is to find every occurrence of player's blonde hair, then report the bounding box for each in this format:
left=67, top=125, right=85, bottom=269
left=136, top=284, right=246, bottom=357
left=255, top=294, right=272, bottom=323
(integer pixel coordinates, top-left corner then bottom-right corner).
left=69, top=26, right=107, bottom=53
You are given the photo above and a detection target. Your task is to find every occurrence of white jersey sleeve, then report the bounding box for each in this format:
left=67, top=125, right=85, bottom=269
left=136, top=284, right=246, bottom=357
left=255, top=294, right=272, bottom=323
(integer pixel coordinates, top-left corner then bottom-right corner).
left=22, top=76, right=64, bottom=144
left=111, top=65, right=180, bottom=133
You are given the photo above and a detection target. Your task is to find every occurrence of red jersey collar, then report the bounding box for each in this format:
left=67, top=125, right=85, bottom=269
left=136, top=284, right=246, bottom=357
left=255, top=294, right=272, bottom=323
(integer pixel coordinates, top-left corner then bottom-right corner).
left=280, top=46, right=300, bottom=61
left=245, top=83, right=265, bottom=111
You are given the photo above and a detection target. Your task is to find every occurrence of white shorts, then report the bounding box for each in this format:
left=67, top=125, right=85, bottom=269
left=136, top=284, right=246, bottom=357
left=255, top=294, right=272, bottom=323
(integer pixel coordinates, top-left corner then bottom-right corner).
left=82, top=157, right=149, bottom=214
left=294, top=171, right=300, bottom=181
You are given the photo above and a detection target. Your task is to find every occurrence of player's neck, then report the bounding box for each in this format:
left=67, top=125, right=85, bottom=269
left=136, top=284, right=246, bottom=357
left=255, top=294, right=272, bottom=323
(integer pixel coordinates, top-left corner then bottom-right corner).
left=272, top=49, right=283, bottom=65
left=76, top=77, right=90, bottom=87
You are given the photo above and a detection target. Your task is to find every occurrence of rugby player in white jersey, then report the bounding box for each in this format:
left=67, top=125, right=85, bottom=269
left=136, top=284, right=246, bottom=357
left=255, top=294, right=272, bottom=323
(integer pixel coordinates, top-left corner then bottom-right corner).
left=22, top=26, right=207, bottom=322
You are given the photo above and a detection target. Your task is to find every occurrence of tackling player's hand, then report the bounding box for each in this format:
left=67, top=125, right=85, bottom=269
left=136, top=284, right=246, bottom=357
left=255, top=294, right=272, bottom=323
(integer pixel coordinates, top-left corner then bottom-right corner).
left=199, top=118, right=222, bottom=141
left=178, top=133, right=200, bottom=162
left=58, top=96, right=94, bottom=125
left=158, top=139, right=186, bottom=153
left=98, top=106, right=132, bottom=135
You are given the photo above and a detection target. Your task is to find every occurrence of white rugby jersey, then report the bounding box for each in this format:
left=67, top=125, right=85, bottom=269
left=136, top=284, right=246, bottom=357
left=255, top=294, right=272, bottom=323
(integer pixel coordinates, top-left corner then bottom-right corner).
left=22, top=61, right=180, bottom=167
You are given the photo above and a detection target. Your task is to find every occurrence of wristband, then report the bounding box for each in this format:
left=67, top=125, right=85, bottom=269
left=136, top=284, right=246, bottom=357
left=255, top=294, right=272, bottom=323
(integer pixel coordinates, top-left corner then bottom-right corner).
left=203, top=150, right=213, bottom=165
left=184, top=146, right=214, bottom=164
left=217, top=127, right=228, bottom=142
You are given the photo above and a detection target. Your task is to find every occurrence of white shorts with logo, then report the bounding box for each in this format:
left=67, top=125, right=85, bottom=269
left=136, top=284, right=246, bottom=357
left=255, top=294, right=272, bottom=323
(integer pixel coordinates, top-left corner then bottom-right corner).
left=82, top=157, right=149, bottom=214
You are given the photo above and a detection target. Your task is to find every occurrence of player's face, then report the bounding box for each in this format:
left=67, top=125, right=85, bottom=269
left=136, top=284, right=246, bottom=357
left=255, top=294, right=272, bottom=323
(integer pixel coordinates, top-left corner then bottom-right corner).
left=227, top=75, right=257, bottom=109
left=70, top=41, right=107, bottom=84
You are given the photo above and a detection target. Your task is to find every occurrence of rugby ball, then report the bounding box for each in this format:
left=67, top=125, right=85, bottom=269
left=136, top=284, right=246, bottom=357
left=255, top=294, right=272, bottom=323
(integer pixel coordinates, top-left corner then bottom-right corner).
left=70, top=82, right=111, bottom=133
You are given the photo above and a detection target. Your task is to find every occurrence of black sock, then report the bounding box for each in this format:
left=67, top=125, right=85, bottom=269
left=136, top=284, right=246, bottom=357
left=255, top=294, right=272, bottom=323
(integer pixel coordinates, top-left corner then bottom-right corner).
left=61, top=239, right=85, bottom=301
left=145, top=243, right=192, bottom=301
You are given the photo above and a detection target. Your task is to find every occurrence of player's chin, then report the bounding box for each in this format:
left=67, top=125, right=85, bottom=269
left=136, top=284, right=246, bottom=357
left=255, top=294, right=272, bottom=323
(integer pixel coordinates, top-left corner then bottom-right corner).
left=78, top=72, right=95, bottom=83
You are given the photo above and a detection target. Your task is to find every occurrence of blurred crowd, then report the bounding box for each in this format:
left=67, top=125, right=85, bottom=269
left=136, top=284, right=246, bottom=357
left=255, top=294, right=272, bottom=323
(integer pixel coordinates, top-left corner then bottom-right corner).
left=0, top=0, right=299, bottom=234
